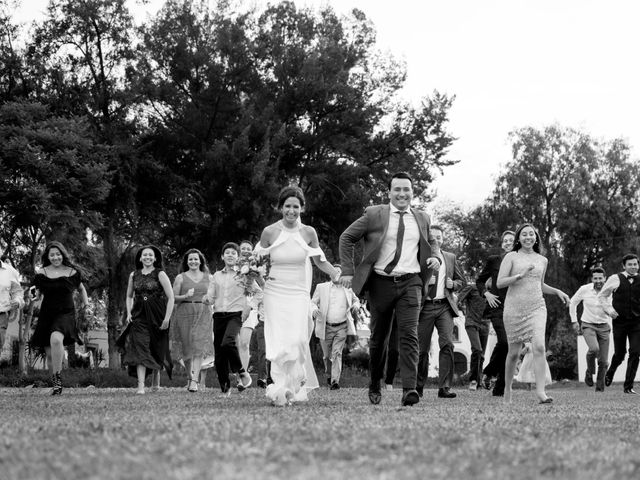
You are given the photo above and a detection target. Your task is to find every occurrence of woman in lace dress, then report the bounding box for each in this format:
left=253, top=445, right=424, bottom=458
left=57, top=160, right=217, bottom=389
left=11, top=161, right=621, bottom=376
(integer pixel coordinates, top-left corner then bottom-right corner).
left=118, top=245, right=175, bottom=394
left=171, top=248, right=214, bottom=392
left=497, top=224, right=569, bottom=403
left=256, top=186, right=340, bottom=406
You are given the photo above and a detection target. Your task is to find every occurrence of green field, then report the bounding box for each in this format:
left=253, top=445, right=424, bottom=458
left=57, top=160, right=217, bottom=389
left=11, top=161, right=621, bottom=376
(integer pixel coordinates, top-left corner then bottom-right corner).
left=2, top=383, right=639, bottom=480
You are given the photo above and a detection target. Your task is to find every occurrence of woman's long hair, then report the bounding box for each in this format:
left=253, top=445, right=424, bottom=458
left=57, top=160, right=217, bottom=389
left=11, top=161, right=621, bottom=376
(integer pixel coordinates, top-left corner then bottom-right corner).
left=179, top=248, right=209, bottom=274
left=41, top=241, right=82, bottom=275
left=512, top=223, right=543, bottom=254
left=134, top=245, right=164, bottom=270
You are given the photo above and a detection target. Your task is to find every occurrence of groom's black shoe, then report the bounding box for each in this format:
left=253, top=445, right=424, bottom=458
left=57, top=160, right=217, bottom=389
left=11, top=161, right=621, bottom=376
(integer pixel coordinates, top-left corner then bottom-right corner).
left=401, top=389, right=420, bottom=406
left=416, top=386, right=424, bottom=397
left=368, top=383, right=381, bottom=405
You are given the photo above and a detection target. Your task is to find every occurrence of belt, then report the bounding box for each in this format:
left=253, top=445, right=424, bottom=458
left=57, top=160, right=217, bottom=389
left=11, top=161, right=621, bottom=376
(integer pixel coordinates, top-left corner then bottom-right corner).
left=326, top=321, right=347, bottom=327
left=424, top=298, right=447, bottom=304
left=183, top=300, right=203, bottom=303
left=374, top=272, right=418, bottom=283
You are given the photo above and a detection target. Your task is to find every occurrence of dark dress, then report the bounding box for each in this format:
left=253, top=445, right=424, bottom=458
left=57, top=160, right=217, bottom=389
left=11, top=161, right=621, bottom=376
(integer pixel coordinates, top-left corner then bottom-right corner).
left=117, top=269, right=173, bottom=378
left=31, top=270, right=82, bottom=348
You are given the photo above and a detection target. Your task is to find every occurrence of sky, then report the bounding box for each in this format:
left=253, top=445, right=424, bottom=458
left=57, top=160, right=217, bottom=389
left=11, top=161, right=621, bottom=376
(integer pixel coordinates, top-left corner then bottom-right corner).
left=12, top=0, right=640, bottom=208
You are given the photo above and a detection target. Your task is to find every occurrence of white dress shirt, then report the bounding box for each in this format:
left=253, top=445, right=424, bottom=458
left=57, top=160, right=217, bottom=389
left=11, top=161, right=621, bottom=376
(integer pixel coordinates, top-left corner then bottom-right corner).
left=597, top=272, right=636, bottom=315
left=0, top=261, right=23, bottom=313
left=373, top=207, right=420, bottom=276
left=569, top=283, right=611, bottom=326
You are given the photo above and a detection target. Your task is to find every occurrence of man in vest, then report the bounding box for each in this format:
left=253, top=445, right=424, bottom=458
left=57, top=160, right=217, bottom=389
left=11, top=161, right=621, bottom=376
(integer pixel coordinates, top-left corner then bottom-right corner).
left=598, top=254, right=640, bottom=394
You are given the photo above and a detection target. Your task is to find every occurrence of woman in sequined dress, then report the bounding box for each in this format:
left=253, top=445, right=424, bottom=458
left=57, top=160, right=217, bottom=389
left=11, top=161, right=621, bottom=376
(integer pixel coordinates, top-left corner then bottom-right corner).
left=497, top=224, right=569, bottom=404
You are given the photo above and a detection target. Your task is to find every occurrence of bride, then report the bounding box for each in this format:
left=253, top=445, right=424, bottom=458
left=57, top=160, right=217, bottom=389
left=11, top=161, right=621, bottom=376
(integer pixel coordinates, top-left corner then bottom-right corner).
left=256, top=186, right=340, bottom=406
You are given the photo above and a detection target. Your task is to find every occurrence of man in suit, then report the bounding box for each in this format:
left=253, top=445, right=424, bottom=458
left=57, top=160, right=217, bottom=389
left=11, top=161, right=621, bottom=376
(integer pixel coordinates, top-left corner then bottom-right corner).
left=311, top=264, right=360, bottom=390
left=416, top=225, right=465, bottom=398
left=339, top=172, right=440, bottom=406
left=598, top=254, right=640, bottom=394
left=476, top=230, right=515, bottom=396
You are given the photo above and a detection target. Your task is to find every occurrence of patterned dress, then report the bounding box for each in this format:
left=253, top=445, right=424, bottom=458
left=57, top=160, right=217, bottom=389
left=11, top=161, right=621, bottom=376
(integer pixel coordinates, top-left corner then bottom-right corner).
left=31, top=270, right=82, bottom=348
left=117, top=269, right=172, bottom=378
left=503, top=252, right=548, bottom=344
left=170, top=272, right=214, bottom=359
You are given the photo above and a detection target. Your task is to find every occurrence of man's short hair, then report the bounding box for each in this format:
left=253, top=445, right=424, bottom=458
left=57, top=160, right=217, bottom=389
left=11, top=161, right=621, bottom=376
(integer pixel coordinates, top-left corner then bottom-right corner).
left=590, top=267, right=606, bottom=277
left=430, top=225, right=444, bottom=234
left=622, top=254, right=639, bottom=266
left=388, top=172, right=413, bottom=190
left=221, top=242, right=240, bottom=256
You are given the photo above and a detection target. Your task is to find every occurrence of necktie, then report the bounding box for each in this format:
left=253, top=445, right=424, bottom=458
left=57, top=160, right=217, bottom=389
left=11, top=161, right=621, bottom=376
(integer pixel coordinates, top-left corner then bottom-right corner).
left=428, top=272, right=439, bottom=299
left=384, top=211, right=407, bottom=274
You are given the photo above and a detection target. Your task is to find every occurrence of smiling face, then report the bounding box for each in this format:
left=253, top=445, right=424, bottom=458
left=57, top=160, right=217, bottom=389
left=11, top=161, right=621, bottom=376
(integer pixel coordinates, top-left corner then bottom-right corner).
left=280, top=196, right=302, bottom=224
left=388, top=178, right=413, bottom=211
left=591, top=272, right=605, bottom=290
left=140, top=248, right=156, bottom=267
left=430, top=228, right=444, bottom=249
left=48, top=247, right=64, bottom=267
left=518, top=226, right=537, bottom=250
left=623, top=258, right=639, bottom=276
left=222, top=248, right=239, bottom=268
left=239, top=242, right=253, bottom=257
left=501, top=234, right=515, bottom=253
left=187, top=253, right=201, bottom=271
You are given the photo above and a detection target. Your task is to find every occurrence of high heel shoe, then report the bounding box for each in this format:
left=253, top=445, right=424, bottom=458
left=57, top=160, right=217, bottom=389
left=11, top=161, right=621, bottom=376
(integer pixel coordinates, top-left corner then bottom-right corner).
left=51, top=372, right=62, bottom=396
left=538, top=396, right=553, bottom=404
left=187, top=378, right=199, bottom=392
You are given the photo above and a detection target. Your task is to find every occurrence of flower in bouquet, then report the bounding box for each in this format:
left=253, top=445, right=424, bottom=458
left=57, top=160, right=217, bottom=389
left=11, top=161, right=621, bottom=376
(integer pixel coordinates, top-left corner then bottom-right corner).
left=235, top=253, right=273, bottom=295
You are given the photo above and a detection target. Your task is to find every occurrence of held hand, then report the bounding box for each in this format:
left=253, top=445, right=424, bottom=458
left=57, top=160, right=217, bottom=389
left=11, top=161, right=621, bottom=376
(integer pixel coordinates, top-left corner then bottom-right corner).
left=160, top=319, right=170, bottom=330
left=607, top=307, right=619, bottom=319
left=572, top=323, right=582, bottom=335
left=445, top=277, right=454, bottom=289
left=426, top=257, right=440, bottom=270
left=125, top=314, right=132, bottom=325
left=339, top=275, right=353, bottom=289
left=241, top=307, right=250, bottom=322
left=185, top=288, right=195, bottom=298
left=484, top=291, right=501, bottom=308
left=312, top=309, right=319, bottom=320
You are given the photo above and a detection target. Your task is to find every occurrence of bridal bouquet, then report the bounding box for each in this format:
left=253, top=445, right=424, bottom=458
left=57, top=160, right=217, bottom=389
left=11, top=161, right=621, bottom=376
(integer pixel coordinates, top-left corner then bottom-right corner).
left=235, top=253, right=272, bottom=295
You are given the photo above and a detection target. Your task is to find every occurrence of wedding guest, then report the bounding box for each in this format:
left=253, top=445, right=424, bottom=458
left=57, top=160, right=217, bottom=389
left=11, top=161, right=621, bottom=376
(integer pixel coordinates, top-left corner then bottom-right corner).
left=30, top=241, right=89, bottom=395
left=416, top=226, right=464, bottom=399
left=458, top=282, right=488, bottom=391
left=339, top=172, right=440, bottom=407
left=237, top=240, right=260, bottom=372
left=256, top=186, right=340, bottom=406
left=207, top=242, right=262, bottom=395
left=476, top=230, right=515, bottom=396
left=117, top=245, right=174, bottom=395
left=569, top=267, right=611, bottom=391
left=312, top=264, right=360, bottom=390
left=497, top=224, right=569, bottom=404
left=171, top=248, right=214, bottom=392
left=598, top=254, right=640, bottom=394
left=0, top=251, right=23, bottom=355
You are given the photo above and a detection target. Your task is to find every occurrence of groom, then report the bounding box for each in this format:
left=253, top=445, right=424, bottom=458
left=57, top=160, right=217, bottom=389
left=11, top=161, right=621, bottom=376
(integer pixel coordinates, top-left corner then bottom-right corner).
left=339, top=172, right=440, bottom=406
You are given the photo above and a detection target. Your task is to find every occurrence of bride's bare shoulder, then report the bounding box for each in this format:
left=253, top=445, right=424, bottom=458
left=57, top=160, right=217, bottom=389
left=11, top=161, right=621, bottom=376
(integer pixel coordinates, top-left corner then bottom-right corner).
left=260, top=222, right=282, bottom=246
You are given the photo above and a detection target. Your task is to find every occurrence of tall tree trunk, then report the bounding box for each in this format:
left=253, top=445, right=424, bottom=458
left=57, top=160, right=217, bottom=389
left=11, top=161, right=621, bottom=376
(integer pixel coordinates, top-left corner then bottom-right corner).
left=104, top=220, right=122, bottom=369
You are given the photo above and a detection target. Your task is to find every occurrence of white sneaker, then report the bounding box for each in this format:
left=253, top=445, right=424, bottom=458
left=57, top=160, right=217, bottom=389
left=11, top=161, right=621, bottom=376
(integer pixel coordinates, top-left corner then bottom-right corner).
left=468, top=380, right=477, bottom=391
left=385, top=384, right=394, bottom=391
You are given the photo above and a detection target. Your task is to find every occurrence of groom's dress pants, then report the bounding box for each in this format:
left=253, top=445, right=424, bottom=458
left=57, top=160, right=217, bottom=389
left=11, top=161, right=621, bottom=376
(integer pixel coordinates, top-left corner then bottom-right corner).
left=366, top=273, right=422, bottom=389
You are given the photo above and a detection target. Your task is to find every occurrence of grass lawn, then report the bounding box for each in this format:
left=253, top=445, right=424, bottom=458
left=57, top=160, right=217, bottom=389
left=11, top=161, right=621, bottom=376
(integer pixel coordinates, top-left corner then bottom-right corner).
left=2, top=381, right=640, bottom=480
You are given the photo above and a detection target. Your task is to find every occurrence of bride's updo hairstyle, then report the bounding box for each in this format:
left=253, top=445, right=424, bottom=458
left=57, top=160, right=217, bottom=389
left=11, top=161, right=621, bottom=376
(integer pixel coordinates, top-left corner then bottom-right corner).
left=277, top=185, right=305, bottom=209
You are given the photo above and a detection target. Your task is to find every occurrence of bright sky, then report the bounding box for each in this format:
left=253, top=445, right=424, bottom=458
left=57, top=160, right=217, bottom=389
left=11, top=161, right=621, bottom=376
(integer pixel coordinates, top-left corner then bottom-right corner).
left=13, top=0, right=640, bottom=207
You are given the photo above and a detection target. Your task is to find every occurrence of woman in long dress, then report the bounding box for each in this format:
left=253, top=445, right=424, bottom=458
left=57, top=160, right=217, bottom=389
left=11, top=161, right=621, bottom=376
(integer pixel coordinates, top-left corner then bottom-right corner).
left=117, top=245, right=175, bottom=394
left=31, top=241, right=89, bottom=395
left=497, top=224, right=569, bottom=404
left=170, top=248, right=214, bottom=392
left=256, top=186, right=341, bottom=406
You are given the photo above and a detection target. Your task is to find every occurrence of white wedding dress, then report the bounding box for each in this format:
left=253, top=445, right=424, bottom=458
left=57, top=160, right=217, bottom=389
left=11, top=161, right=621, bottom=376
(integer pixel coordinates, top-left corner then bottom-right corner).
left=255, top=220, right=321, bottom=406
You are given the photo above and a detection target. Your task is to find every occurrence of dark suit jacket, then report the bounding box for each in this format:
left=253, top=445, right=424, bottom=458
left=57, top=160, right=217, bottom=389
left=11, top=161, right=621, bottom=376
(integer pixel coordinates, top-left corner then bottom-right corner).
left=339, top=204, right=436, bottom=296
left=428, top=250, right=465, bottom=316
left=476, top=253, right=508, bottom=306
